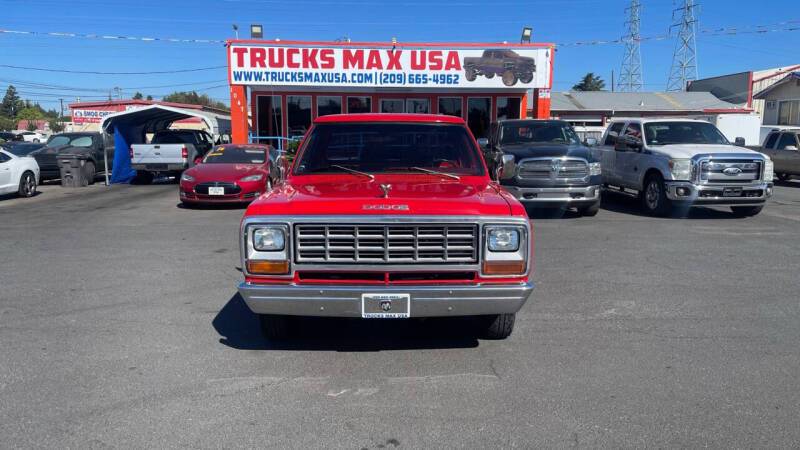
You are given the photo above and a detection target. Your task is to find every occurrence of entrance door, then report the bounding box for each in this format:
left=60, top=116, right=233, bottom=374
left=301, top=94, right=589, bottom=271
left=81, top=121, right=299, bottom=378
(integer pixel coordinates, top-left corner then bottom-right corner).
left=380, top=99, right=405, bottom=113
left=467, top=97, right=491, bottom=139
left=256, top=95, right=283, bottom=146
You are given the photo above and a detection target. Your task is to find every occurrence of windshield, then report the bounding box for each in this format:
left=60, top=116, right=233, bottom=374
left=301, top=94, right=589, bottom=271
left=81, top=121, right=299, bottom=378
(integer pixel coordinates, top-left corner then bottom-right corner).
left=47, top=135, right=93, bottom=148
left=202, top=146, right=267, bottom=164
left=501, top=122, right=581, bottom=145
left=294, top=123, right=484, bottom=176
left=644, top=122, right=730, bottom=146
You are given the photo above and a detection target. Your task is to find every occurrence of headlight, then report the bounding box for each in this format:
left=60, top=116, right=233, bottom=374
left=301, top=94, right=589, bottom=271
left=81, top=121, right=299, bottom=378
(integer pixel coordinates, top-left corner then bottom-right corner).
left=763, top=158, right=774, bottom=182
left=240, top=174, right=264, bottom=182
left=253, top=227, right=285, bottom=251
left=668, top=159, right=692, bottom=180
left=487, top=227, right=520, bottom=252
left=589, top=162, right=601, bottom=176
left=180, top=173, right=194, bottom=182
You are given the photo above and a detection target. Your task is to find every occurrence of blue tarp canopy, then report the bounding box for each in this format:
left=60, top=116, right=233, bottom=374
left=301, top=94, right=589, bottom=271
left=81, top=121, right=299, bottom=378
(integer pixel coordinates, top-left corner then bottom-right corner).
left=100, top=104, right=231, bottom=183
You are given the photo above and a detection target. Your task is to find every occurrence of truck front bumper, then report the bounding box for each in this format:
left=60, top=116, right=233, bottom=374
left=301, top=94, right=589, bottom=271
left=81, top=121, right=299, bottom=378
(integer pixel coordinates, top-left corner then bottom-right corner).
left=665, top=181, right=773, bottom=206
left=132, top=163, right=187, bottom=172
left=503, top=185, right=600, bottom=206
left=238, top=282, right=534, bottom=318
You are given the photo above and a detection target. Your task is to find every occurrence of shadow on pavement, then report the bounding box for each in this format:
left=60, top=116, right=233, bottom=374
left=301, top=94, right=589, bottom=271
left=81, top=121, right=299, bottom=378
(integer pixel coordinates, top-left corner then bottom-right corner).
left=177, top=202, right=248, bottom=210
left=212, top=293, right=481, bottom=351
left=600, top=191, right=745, bottom=220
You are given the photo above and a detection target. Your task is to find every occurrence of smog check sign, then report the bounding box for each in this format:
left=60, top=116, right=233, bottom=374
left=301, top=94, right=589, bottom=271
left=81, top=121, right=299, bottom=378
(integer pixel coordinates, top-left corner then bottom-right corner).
left=228, top=43, right=552, bottom=89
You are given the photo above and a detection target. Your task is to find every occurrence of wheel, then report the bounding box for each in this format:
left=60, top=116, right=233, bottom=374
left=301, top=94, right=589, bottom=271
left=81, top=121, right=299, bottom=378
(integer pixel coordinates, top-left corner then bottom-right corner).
left=84, top=161, right=96, bottom=185
left=464, top=66, right=477, bottom=82
left=133, top=171, right=154, bottom=185
left=485, top=72, right=495, bottom=79
left=18, top=171, right=37, bottom=198
left=641, top=174, right=671, bottom=217
left=518, top=71, right=534, bottom=84
left=501, top=70, right=518, bottom=86
left=481, top=313, right=515, bottom=340
left=731, top=205, right=763, bottom=217
left=33, top=139, right=40, bottom=143
left=258, top=314, right=295, bottom=341
left=577, top=201, right=600, bottom=216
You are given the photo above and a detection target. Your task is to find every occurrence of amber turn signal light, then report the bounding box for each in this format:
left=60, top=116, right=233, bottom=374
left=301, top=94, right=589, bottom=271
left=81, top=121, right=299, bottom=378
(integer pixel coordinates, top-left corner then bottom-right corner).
left=482, top=260, right=526, bottom=275
left=247, top=260, right=290, bottom=275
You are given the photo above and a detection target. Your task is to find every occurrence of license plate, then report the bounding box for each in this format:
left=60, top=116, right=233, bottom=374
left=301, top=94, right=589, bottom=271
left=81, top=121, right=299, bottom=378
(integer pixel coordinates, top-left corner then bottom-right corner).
left=361, top=293, right=410, bottom=319
left=723, top=187, right=742, bottom=197
left=146, top=164, right=167, bottom=170
left=208, top=187, right=225, bottom=196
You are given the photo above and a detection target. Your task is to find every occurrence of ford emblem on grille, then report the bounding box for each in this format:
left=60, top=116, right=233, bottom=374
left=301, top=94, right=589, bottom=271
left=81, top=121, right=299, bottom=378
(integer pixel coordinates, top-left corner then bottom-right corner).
left=723, top=167, right=743, bottom=175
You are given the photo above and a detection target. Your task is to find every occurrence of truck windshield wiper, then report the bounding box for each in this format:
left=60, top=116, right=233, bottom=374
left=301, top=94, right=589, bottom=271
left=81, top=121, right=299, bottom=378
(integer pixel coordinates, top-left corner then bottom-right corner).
left=408, top=166, right=461, bottom=180
left=330, top=164, right=375, bottom=181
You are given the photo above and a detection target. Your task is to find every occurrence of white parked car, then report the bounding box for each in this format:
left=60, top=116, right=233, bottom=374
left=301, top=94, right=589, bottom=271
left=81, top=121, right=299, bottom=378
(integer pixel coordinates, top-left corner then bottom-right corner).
left=17, top=131, right=48, bottom=143
left=0, top=148, right=40, bottom=198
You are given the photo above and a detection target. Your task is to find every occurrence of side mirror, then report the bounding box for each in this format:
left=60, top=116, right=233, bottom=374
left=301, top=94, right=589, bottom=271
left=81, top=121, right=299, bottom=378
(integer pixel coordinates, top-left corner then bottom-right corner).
left=499, top=154, right=516, bottom=180
left=477, top=138, right=489, bottom=148
left=734, top=137, right=746, bottom=146
left=786, top=145, right=799, bottom=151
left=585, top=137, right=598, bottom=147
left=276, top=154, right=290, bottom=181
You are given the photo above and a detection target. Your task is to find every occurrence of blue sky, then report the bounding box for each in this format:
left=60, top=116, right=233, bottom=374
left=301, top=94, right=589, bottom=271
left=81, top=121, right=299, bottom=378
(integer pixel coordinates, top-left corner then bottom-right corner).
left=2, top=0, right=799, bottom=110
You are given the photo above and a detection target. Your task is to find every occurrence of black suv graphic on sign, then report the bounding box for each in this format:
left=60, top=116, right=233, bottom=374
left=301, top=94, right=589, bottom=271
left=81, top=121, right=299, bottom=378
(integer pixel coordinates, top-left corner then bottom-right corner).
left=463, top=50, right=536, bottom=86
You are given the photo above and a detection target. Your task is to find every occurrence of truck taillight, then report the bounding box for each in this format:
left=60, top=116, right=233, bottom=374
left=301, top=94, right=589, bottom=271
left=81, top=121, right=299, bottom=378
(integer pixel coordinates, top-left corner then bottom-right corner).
left=181, top=146, right=188, bottom=159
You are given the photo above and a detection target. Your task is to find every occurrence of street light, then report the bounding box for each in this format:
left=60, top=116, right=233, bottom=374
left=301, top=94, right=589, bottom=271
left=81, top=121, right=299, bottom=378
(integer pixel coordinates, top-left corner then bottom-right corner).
left=250, top=24, right=263, bottom=39
left=232, top=24, right=239, bottom=40
left=520, top=26, right=532, bottom=44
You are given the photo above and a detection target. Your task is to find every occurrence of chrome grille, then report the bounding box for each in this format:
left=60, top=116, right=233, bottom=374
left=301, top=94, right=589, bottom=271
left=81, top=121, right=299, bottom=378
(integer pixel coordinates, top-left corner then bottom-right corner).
left=295, top=224, right=478, bottom=263
left=699, top=159, right=761, bottom=184
left=517, top=158, right=589, bottom=181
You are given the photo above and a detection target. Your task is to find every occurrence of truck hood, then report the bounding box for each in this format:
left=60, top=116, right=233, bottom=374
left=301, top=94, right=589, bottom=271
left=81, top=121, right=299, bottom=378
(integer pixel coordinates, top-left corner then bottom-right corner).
left=184, top=163, right=265, bottom=182
left=245, top=174, right=522, bottom=216
left=650, top=144, right=766, bottom=159
left=500, top=143, right=595, bottom=162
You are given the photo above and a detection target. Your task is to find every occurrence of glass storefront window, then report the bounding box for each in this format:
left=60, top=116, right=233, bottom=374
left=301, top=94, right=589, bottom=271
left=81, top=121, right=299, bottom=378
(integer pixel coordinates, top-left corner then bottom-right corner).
left=256, top=95, right=282, bottom=146
left=438, top=97, right=462, bottom=118
left=317, top=96, right=342, bottom=117
left=406, top=98, right=430, bottom=114
left=380, top=99, right=405, bottom=113
left=467, top=97, right=491, bottom=139
left=778, top=100, right=800, bottom=126
left=497, top=97, right=522, bottom=120
left=347, top=96, right=371, bottom=113
left=287, top=95, right=312, bottom=138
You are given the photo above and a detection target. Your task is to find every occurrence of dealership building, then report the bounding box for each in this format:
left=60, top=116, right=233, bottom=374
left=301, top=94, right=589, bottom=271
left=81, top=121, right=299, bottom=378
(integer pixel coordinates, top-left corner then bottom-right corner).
left=225, top=39, right=555, bottom=144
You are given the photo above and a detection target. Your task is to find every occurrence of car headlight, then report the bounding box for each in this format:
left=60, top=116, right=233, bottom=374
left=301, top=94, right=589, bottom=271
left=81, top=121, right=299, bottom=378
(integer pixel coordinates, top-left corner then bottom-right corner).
left=253, top=227, right=285, bottom=251
left=763, top=158, right=774, bottom=182
left=668, top=159, right=692, bottom=180
left=180, top=173, right=194, bottom=182
left=240, top=174, right=264, bottom=182
left=487, top=227, right=520, bottom=252
left=589, top=162, right=602, bottom=176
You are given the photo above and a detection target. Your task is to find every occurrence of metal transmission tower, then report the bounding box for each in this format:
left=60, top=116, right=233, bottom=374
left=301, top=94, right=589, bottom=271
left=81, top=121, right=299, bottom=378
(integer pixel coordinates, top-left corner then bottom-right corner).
left=666, top=0, right=699, bottom=91
left=616, top=0, right=643, bottom=92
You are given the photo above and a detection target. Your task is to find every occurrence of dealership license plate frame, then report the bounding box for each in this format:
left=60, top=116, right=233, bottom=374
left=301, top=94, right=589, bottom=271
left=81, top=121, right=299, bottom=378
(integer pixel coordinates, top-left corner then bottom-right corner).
left=208, top=186, right=225, bottom=196
left=361, top=293, right=410, bottom=319
left=723, top=187, right=743, bottom=197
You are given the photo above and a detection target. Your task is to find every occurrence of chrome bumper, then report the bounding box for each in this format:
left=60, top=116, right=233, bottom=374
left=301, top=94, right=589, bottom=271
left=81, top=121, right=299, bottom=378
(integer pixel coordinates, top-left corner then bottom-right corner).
left=238, top=282, right=534, bottom=317
left=665, top=181, right=773, bottom=205
left=502, top=185, right=600, bottom=204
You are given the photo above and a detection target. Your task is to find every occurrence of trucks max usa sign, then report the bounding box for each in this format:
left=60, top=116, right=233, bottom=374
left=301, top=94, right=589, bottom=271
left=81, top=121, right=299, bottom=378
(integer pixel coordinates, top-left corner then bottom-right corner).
left=229, top=45, right=551, bottom=89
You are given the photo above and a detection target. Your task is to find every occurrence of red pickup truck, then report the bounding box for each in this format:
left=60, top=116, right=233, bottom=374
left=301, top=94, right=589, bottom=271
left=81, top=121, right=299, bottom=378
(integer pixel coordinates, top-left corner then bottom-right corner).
left=237, top=114, right=534, bottom=340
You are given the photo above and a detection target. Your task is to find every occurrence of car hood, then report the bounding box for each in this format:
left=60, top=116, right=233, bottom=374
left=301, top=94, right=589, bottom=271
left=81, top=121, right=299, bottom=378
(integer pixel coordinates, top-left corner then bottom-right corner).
left=500, top=143, right=594, bottom=162
left=650, top=144, right=766, bottom=159
left=245, top=174, right=522, bottom=216
left=185, top=163, right=265, bottom=182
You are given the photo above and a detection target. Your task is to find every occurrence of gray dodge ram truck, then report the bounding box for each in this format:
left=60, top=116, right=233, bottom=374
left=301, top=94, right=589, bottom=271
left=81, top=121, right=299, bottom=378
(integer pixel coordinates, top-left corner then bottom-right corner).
left=483, top=119, right=602, bottom=216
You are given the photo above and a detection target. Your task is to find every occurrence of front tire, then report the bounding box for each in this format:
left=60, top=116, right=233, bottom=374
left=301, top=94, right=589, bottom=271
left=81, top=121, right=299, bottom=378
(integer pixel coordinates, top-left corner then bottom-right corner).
left=84, top=161, right=96, bottom=185
left=501, top=70, right=518, bottom=86
left=464, top=66, right=477, bottom=82
left=485, top=72, right=495, bottom=79
left=641, top=174, right=672, bottom=217
left=519, top=71, right=534, bottom=83
left=731, top=205, right=763, bottom=217
left=18, top=171, right=37, bottom=198
left=481, top=313, right=515, bottom=339
left=258, top=314, right=295, bottom=341
left=577, top=201, right=600, bottom=217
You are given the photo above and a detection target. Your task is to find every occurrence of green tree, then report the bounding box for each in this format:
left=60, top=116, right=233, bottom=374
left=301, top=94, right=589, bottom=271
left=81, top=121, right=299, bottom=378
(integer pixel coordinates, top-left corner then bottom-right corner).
left=146, top=95, right=153, bottom=101
left=572, top=73, right=606, bottom=91
left=1, top=85, right=22, bottom=118
left=0, top=116, right=16, bottom=131
left=132, top=91, right=144, bottom=100
left=48, top=118, right=65, bottom=133
left=26, top=121, right=38, bottom=131
left=162, top=90, right=229, bottom=111
left=17, top=107, right=45, bottom=121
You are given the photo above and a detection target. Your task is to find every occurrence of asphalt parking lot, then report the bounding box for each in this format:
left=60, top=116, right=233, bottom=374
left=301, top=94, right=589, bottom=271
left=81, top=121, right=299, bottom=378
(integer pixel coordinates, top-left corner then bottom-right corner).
left=2, top=181, right=800, bottom=448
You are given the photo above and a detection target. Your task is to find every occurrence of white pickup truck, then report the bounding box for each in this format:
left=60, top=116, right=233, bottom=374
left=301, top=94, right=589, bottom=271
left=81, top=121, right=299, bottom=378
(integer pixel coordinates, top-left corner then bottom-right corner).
left=130, top=129, right=215, bottom=184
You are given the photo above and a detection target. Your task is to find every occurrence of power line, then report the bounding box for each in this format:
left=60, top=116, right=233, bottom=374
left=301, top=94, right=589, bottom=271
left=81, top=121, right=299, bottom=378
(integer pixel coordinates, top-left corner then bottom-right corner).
left=617, top=0, right=643, bottom=92
left=0, top=64, right=226, bottom=75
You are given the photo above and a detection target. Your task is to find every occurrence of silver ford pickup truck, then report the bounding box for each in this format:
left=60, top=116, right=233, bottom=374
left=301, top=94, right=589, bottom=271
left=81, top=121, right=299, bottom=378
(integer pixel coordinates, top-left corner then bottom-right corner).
left=595, top=118, right=773, bottom=217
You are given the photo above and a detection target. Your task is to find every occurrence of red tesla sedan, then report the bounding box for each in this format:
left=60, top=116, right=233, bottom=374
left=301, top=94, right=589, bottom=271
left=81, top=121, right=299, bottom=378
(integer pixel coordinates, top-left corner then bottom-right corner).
left=179, top=144, right=276, bottom=205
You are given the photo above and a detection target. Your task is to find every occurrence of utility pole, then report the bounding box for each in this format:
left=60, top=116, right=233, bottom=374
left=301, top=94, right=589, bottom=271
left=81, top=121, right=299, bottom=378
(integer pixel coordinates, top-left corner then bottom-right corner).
left=616, top=0, right=643, bottom=92
left=666, top=0, right=699, bottom=91
left=59, top=98, right=64, bottom=128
